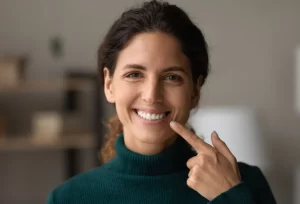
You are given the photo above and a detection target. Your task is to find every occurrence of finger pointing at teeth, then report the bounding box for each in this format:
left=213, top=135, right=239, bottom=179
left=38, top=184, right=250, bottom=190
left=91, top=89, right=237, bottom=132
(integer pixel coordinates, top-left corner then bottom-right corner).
left=169, top=121, right=212, bottom=153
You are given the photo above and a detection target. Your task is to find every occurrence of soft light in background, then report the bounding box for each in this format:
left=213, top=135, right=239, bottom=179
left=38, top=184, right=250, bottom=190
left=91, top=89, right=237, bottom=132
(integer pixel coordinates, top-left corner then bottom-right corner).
left=188, top=107, right=270, bottom=169
left=0, top=0, right=300, bottom=203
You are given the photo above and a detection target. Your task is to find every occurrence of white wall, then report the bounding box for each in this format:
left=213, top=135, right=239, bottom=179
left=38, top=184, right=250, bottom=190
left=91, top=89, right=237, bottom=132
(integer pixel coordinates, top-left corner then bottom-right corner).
left=1, top=0, right=300, bottom=203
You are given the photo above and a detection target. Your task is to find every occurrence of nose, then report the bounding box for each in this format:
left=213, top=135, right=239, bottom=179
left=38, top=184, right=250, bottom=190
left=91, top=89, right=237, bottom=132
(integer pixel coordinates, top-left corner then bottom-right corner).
left=141, top=78, right=163, bottom=104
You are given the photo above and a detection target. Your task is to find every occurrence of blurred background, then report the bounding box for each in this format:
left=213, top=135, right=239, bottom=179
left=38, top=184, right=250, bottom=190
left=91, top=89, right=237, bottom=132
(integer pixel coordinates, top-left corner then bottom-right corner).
left=0, top=0, right=299, bottom=203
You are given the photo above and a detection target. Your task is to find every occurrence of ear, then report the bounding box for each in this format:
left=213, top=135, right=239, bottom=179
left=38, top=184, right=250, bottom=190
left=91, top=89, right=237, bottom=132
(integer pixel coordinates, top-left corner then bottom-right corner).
left=191, top=76, right=203, bottom=109
left=103, top=67, right=115, bottom=104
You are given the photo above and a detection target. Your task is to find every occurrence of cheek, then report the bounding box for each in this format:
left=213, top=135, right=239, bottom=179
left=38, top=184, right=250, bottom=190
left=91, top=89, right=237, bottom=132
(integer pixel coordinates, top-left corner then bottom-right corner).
left=164, top=89, right=192, bottom=124
left=113, top=83, right=138, bottom=111
left=166, top=86, right=193, bottom=109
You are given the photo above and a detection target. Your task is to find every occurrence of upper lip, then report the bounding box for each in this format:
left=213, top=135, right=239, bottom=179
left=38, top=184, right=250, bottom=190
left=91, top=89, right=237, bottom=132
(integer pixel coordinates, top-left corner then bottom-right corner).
left=134, top=108, right=170, bottom=114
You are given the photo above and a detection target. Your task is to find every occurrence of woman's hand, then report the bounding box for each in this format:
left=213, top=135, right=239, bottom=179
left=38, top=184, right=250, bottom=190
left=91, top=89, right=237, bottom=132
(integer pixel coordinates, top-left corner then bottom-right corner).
left=170, top=121, right=241, bottom=201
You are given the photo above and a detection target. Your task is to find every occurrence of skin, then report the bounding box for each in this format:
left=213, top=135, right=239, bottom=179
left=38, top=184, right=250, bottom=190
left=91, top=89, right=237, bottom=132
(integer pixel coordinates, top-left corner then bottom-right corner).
left=170, top=121, right=241, bottom=200
left=104, top=32, right=200, bottom=155
left=103, top=31, right=241, bottom=200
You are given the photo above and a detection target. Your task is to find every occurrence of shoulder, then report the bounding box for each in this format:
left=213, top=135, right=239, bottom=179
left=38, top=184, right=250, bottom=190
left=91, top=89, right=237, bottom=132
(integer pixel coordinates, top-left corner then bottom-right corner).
left=238, top=162, right=261, bottom=174
left=46, top=166, right=108, bottom=204
left=238, top=162, right=265, bottom=180
left=237, top=162, right=272, bottom=193
left=211, top=163, right=276, bottom=203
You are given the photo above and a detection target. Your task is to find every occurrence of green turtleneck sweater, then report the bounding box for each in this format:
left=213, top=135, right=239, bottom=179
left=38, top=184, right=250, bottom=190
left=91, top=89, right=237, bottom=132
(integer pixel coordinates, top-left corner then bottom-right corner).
left=46, top=134, right=276, bottom=204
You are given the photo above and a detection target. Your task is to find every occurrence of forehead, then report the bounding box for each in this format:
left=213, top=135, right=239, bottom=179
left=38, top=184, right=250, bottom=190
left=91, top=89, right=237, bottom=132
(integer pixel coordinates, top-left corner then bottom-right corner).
left=115, top=32, right=190, bottom=71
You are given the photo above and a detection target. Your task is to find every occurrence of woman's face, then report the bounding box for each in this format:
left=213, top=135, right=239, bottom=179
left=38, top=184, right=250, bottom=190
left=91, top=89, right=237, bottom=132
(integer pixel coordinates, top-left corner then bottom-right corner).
left=104, top=32, right=200, bottom=147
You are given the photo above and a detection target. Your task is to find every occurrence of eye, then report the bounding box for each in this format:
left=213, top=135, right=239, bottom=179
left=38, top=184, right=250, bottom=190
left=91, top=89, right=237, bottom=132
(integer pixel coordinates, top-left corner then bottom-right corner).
left=125, top=72, right=143, bottom=78
left=165, top=74, right=183, bottom=82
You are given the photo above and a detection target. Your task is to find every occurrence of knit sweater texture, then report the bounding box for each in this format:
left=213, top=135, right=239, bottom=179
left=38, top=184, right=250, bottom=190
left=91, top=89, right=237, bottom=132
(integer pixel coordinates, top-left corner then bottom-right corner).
left=47, top=134, right=276, bottom=204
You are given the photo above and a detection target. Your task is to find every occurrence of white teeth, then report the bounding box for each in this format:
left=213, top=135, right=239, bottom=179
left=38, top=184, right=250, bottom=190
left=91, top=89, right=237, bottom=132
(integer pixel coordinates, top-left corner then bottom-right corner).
left=137, top=110, right=167, bottom=121
left=151, top=114, right=156, bottom=120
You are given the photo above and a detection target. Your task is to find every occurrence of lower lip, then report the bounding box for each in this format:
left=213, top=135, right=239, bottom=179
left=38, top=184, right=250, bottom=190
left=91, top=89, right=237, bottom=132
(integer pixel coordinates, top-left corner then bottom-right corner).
left=133, top=110, right=170, bottom=125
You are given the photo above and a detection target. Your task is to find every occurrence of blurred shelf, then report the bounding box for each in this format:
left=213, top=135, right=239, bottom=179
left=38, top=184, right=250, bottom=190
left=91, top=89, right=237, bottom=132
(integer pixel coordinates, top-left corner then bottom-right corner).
left=0, top=78, right=94, bottom=93
left=0, top=133, right=96, bottom=152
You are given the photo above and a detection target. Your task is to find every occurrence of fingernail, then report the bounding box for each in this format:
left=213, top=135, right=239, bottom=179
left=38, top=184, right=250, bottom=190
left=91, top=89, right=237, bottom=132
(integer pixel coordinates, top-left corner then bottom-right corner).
left=170, top=121, right=176, bottom=128
left=213, top=131, right=219, bottom=138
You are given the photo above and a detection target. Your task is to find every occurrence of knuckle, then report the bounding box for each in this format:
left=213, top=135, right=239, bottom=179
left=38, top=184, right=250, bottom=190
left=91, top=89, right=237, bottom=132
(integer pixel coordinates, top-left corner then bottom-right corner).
left=193, top=164, right=200, bottom=173
left=187, top=178, right=196, bottom=188
left=197, top=154, right=212, bottom=167
left=186, top=156, right=197, bottom=169
left=186, top=160, right=192, bottom=168
left=188, top=133, right=197, bottom=142
left=203, top=147, right=216, bottom=158
left=197, top=156, right=206, bottom=167
left=188, top=170, right=192, bottom=177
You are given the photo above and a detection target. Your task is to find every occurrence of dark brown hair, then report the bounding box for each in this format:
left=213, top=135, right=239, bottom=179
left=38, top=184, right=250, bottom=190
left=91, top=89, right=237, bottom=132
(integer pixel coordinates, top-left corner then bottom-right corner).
left=98, top=0, right=210, bottom=163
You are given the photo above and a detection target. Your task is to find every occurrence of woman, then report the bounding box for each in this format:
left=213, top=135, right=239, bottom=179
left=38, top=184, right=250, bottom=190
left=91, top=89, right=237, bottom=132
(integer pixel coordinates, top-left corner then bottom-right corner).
left=47, top=1, right=276, bottom=203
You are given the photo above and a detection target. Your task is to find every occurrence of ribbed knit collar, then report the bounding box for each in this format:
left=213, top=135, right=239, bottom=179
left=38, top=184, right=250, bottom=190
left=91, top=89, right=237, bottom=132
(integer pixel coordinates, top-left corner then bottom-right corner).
left=107, top=134, right=196, bottom=176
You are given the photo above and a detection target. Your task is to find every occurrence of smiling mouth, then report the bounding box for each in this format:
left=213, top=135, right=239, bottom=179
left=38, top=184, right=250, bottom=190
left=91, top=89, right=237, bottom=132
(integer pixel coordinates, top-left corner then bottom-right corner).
left=134, top=109, right=171, bottom=121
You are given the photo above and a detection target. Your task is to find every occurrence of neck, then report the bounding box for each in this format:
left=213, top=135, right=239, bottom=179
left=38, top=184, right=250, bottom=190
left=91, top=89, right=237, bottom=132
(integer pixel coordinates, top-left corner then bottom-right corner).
left=107, top=134, right=196, bottom=176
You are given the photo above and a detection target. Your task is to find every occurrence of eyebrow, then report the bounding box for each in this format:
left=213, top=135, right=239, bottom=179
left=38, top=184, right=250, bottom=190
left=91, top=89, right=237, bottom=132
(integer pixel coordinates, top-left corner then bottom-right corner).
left=123, top=64, right=188, bottom=75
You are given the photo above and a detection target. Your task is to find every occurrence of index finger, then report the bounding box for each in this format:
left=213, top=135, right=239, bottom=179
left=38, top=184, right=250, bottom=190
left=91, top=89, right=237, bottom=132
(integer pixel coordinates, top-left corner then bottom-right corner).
left=170, top=121, right=211, bottom=152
